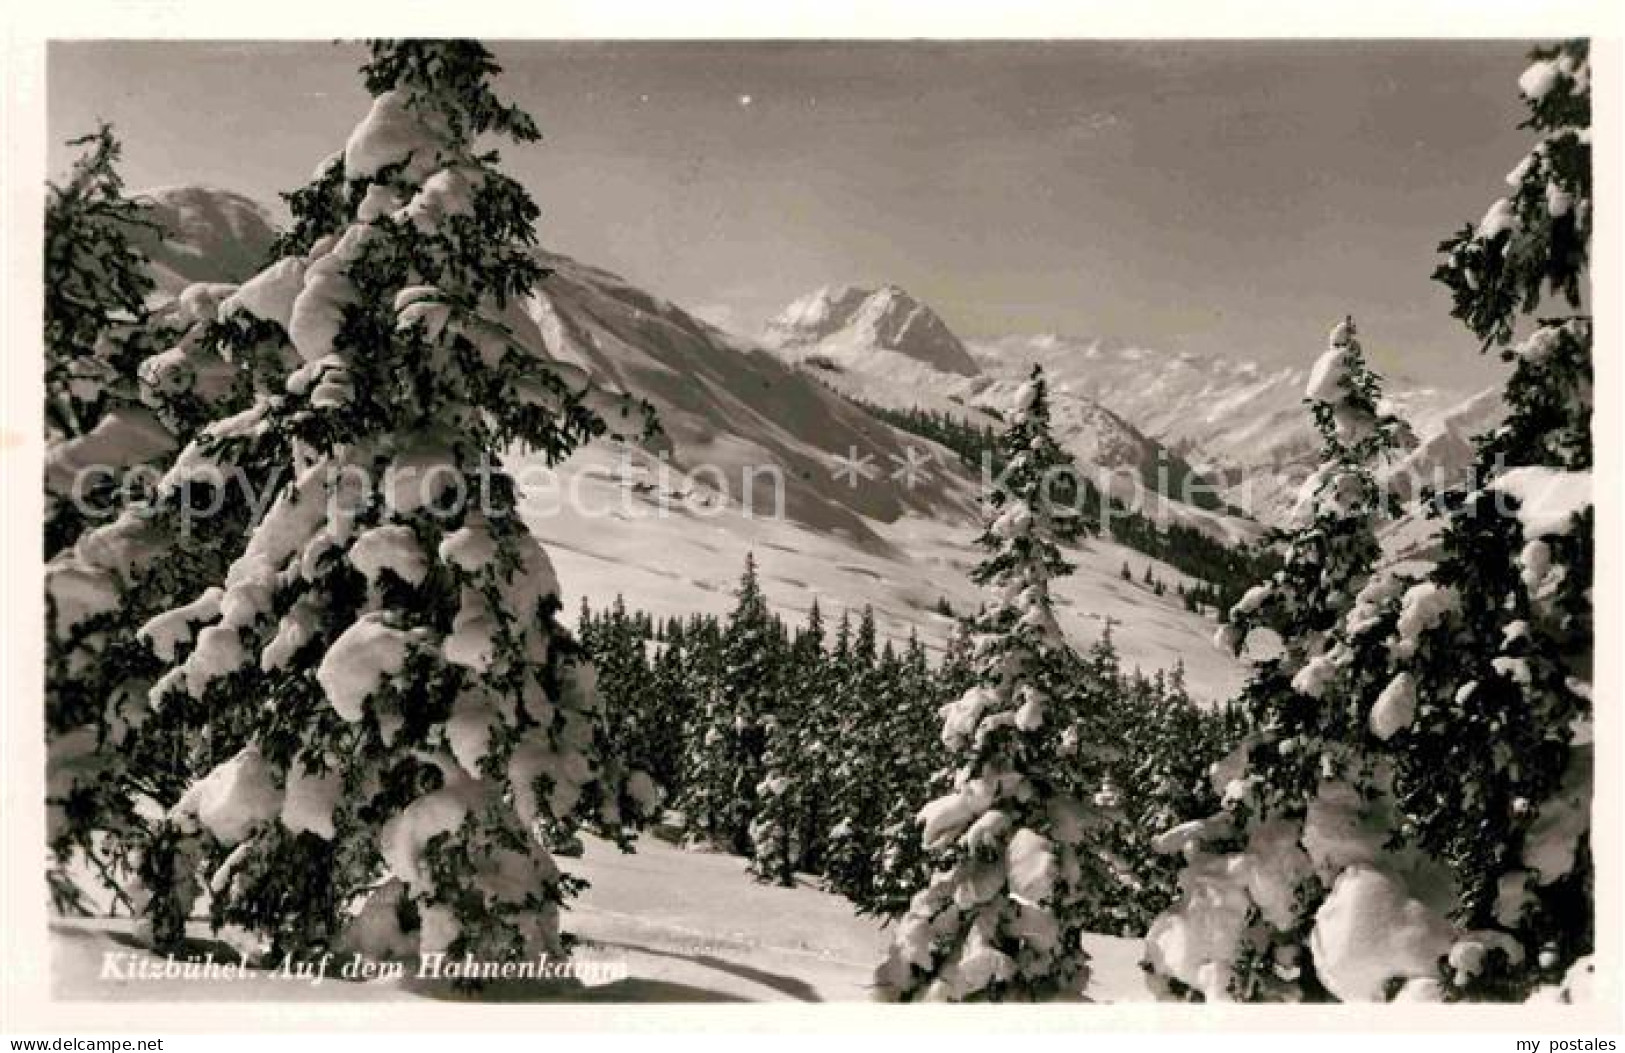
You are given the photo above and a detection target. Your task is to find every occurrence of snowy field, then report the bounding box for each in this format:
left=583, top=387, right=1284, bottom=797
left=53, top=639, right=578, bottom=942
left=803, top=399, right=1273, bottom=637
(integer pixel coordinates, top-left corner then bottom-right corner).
left=52, top=834, right=1153, bottom=1003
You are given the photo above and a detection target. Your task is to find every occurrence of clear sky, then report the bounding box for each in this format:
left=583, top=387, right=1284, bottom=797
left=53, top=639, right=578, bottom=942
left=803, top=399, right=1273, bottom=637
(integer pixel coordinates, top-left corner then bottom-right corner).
left=48, top=39, right=1540, bottom=390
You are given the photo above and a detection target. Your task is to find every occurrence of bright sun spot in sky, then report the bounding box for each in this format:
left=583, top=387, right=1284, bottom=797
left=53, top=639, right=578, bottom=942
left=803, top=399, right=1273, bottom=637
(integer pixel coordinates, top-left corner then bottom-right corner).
left=738, top=94, right=753, bottom=107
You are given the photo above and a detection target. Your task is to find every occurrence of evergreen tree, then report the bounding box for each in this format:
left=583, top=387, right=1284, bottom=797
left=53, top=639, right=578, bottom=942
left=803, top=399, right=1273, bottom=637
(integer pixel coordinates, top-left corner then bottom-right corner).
left=44, top=124, right=161, bottom=449
left=937, top=617, right=978, bottom=699
left=133, top=41, right=657, bottom=963
left=44, top=124, right=168, bottom=910
left=874, top=366, right=1115, bottom=1001
left=868, top=631, right=945, bottom=917
left=853, top=604, right=879, bottom=669
left=674, top=612, right=728, bottom=845
left=1105, top=653, right=1238, bottom=933
left=593, top=596, right=668, bottom=811
left=716, top=553, right=777, bottom=855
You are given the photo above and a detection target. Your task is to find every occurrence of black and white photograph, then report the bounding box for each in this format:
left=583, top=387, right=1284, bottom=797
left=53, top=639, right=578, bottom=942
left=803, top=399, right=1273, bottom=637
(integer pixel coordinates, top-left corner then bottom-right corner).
left=3, top=1, right=1619, bottom=1038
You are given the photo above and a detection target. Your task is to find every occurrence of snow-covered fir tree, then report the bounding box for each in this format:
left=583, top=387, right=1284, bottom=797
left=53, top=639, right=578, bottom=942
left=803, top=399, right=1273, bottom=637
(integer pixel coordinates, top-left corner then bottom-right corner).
left=868, top=631, right=945, bottom=917
left=44, top=125, right=159, bottom=452
left=677, top=553, right=780, bottom=855
left=748, top=598, right=834, bottom=885
left=132, top=40, right=658, bottom=962
left=42, top=124, right=185, bottom=564
left=674, top=609, right=729, bottom=845
left=873, top=365, right=1117, bottom=1002
left=1214, top=315, right=1407, bottom=671
left=1386, top=39, right=1593, bottom=1002
left=645, top=617, right=697, bottom=796
left=1146, top=36, right=1594, bottom=999
left=1113, top=660, right=1240, bottom=930
left=1143, top=316, right=1421, bottom=1001
left=588, top=595, right=675, bottom=804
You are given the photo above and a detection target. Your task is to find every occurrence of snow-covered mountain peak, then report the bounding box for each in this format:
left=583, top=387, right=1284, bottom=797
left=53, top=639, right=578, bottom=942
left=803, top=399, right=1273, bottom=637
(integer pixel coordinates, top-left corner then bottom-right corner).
left=119, top=183, right=1249, bottom=697
left=971, top=332, right=1475, bottom=523
left=764, top=283, right=981, bottom=377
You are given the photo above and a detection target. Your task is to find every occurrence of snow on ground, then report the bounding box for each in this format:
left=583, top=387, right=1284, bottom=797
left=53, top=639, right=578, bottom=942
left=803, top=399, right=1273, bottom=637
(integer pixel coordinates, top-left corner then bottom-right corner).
left=52, top=834, right=1153, bottom=1003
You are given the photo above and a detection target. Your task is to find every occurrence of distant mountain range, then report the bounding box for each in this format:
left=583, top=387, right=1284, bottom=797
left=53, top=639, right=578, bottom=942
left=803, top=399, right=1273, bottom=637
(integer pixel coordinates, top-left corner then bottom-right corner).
left=967, top=332, right=1496, bottom=525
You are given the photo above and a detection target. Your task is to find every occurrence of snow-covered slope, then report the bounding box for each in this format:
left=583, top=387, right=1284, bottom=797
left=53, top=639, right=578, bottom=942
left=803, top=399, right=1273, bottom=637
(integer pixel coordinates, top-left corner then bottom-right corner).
left=131, top=185, right=279, bottom=295
left=765, top=284, right=981, bottom=377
